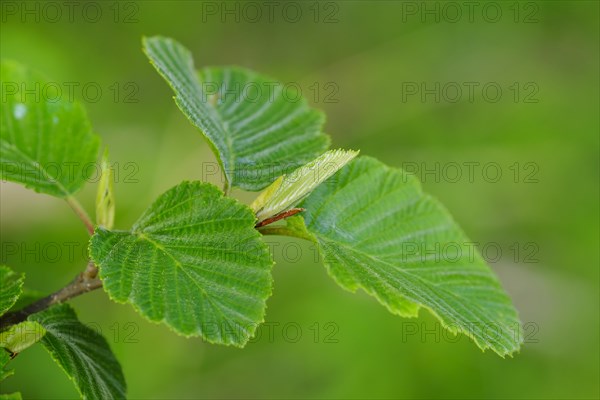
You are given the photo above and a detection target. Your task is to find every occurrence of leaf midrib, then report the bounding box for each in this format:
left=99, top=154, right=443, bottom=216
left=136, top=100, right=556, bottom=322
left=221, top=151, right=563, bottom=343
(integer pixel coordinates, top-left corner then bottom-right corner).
left=135, top=232, right=234, bottom=337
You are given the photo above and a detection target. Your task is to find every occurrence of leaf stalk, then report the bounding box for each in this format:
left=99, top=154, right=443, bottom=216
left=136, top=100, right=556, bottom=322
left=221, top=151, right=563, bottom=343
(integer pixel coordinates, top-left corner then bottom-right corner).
left=66, top=197, right=95, bottom=235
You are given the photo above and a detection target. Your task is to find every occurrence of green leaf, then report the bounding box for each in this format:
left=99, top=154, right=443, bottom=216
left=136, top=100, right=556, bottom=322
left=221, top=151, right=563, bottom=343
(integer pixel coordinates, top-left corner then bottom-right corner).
left=90, top=181, right=273, bottom=346
left=29, top=304, right=126, bottom=400
left=142, top=36, right=330, bottom=191
left=1, top=350, right=14, bottom=382
left=0, top=266, right=24, bottom=317
left=0, top=349, right=20, bottom=399
left=0, top=60, right=100, bottom=197
left=252, top=149, right=358, bottom=222
left=300, top=157, right=522, bottom=356
left=0, top=321, right=45, bottom=354
left=96, top=148, right=115, bottom=229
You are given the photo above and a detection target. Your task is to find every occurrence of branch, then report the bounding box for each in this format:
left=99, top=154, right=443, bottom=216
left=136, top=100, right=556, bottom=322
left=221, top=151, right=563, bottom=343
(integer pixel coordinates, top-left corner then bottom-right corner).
left=255, top=208, right=304, bottom=228
left=0, top=263, right=102, bottom=330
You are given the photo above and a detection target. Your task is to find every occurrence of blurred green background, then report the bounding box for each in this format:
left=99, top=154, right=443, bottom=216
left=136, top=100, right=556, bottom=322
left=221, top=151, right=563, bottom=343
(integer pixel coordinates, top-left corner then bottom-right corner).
left=1, top=1, right=598, bottom=398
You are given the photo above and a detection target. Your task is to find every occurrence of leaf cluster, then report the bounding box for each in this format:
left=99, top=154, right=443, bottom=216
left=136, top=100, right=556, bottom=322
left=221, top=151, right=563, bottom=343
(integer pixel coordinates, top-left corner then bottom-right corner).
left=0, top=36, right=521, bottom=398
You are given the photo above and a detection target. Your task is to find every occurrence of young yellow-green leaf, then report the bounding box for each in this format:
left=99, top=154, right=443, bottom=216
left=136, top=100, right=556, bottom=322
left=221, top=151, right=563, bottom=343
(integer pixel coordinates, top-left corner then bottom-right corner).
left=28, top=304, right=126, bottom=400
left=0, top=266, right=24, bottom=317
left=142, top=36, right=330, bottom=191
left=90, top=181, right=273, bottom=346
left=251, top=176, right=284, bottom=216
left=96, top=148, right=115, bottom=229
left=299, top=157, right=522, bottom=357
left=252, top=149, right=358, bottom=222
left=0, top=321, right=45, bottom=354
left=0, top=61, right=100, bottom=197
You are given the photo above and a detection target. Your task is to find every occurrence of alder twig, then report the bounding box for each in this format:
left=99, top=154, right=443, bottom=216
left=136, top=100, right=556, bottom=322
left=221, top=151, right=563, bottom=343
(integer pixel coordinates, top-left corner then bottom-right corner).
left=0, top=263, right=102, bottom=330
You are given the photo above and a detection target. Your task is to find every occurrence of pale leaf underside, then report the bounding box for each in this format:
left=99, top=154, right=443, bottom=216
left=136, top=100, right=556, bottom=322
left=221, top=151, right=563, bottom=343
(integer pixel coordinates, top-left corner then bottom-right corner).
left=0, top=321, right=45, bottom=354
left=252, top=149, right=358, bottom=222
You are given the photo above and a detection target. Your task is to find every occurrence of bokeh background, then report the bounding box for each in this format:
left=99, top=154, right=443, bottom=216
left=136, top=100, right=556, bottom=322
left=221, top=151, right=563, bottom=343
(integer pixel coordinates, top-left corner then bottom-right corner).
left=1, top=1, right=598, bottom=398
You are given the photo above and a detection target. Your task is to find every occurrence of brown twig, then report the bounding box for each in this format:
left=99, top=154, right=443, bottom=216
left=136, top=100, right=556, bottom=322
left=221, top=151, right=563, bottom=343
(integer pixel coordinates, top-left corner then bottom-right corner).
left=0, top=264, right=102, bottom=330
left=255, top=208, right=304, bottom=228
